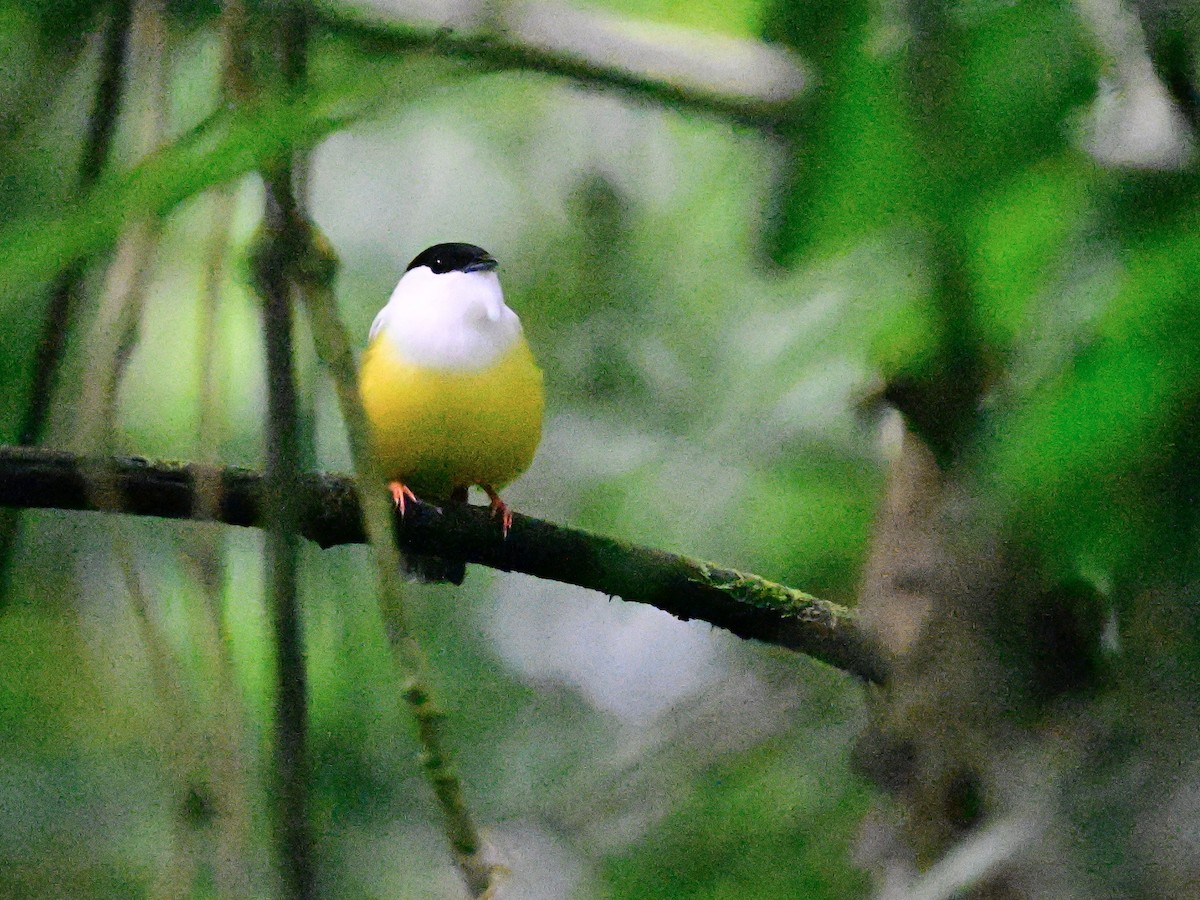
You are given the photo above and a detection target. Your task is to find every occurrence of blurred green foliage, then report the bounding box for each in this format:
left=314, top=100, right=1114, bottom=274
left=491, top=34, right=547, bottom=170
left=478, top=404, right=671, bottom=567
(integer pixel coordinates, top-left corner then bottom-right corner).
left=3, top=0, right=1200, bottom=896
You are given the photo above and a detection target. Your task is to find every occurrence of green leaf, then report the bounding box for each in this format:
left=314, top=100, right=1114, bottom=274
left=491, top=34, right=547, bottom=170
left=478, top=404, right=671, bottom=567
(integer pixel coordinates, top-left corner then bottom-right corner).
left=912, top=0, right=1097, bottom=211
left=984, top=199, right=1200, bottom=573
left=965, top=153, right=1097, bottom=348
left=0, top=94, right=354, bottom=296
left=764, top=0, right=918, bottom=263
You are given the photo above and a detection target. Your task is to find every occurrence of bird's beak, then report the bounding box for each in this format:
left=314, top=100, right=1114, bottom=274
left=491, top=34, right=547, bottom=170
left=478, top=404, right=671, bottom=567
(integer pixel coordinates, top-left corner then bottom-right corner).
left=465, top=255, right=498, bottom=273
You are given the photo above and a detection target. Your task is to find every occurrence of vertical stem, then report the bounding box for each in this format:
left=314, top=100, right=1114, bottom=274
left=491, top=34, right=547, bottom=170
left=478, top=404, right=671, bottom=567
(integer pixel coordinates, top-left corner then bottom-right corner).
left=186, top=5, right=257, bottom=894
left=257, top=180, right=313, bottom=899
left=250, top=2, right=496, bottom=894
left=255, top=3, right=314, bottom=895
left=72, top=0, right=167, bottom=494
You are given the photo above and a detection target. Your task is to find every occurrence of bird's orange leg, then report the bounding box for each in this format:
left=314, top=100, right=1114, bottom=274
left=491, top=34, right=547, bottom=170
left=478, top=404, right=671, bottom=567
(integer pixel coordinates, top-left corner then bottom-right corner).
left=389, top=481, right=417, bottom=516
left=481, top=484, right=513, bottom=537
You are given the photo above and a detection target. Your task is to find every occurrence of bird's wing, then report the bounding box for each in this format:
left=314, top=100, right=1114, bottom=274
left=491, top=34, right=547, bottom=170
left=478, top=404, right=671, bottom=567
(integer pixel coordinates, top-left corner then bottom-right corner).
left=369, top=305, right=389, bottom=342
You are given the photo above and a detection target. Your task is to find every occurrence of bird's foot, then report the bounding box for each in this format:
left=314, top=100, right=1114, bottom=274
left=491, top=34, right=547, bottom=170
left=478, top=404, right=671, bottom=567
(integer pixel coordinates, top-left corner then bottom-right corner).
left=389, top=481, right=418, bottom=516
left=482, top=485, right=513, bottom=537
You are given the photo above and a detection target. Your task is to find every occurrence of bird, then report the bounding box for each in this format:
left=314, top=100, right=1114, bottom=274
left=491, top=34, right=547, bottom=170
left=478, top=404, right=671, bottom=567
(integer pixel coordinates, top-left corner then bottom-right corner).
left=358, top=242, right=544, bottom=583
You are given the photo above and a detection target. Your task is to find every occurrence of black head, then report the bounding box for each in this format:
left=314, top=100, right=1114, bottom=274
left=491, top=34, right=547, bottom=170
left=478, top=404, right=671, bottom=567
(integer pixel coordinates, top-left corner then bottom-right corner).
left=406, top=242, right=498, bottom=274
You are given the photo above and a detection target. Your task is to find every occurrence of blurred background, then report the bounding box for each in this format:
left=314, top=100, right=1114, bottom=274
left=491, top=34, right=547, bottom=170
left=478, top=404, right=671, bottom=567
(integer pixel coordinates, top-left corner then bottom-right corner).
left=3, top=0, right=1200, bottom=897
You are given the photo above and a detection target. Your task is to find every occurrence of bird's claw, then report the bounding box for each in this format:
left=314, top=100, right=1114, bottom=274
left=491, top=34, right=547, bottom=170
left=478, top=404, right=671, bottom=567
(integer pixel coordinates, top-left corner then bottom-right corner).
left=389, top=481, right=418, bottom=516
left=482, top=485, right=512, bottom=538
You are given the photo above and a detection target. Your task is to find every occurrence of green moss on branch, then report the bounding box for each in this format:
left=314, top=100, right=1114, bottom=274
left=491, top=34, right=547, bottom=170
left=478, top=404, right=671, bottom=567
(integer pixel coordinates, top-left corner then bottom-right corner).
left=0, top=444, right=887, bottom=683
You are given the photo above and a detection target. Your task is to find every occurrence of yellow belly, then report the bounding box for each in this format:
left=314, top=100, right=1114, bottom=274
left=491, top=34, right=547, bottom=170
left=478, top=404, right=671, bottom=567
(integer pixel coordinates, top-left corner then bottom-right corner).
left=358, top=336, right=544, bottom=498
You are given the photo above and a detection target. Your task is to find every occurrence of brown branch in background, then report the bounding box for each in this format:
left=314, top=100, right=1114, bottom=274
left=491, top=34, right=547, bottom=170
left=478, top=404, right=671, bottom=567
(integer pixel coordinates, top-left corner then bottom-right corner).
left=312, top=0, right=807, bottom=129
left=248, top=0, right=318, bottom=885
left=261, top=6, right=501, bottom=879
left=0, top=444, right=889, bottom=685
left=20, top=0, right=134, bottom=447
left=252, top=179, right=314, bottom=898
left=176, top=5, right=257, bottom=894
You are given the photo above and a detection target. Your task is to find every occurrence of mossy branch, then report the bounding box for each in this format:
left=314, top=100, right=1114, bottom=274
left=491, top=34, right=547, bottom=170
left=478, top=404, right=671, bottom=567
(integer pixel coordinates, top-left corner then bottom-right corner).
left=280, top=200, right=500, bottom=894
left=0, top=444, right=888, bottom=684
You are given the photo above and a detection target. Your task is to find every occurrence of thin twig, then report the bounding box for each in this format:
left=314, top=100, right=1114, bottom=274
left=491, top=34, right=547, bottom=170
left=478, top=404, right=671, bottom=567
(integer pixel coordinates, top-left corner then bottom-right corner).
left=72, top=0, right=170, bottom=598
left=180, top=5, right=259, bottom=894
left=258, top=2, right=501, bottom=890
left=293, top=228, right=499, bottom=893
left=66, top=6, right=206, bottom=895
left=113, top=530, right=203, bottom=898
left=20, top=0, right=134, bottom=447
left=73, top=210, right=162, bottom=465
left=0, top=444, right=889, bottom=684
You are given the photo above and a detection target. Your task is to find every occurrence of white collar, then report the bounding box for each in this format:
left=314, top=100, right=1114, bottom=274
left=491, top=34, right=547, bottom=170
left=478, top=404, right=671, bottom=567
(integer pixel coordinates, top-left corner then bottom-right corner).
left=371, top=266, right=522, bottom=371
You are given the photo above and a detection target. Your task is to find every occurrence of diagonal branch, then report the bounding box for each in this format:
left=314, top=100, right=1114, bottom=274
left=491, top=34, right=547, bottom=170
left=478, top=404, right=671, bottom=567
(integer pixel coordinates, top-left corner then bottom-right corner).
left=0, top=444, right=888, bottom=684
left=314, top=0, right=807, bottom=128
left=291, top=220, right=500, bottom=893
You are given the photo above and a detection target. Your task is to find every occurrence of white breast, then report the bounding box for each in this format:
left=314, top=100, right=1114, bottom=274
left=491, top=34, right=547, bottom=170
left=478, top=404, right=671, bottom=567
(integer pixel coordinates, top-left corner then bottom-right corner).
left=371, top=266, right=523, bottom=371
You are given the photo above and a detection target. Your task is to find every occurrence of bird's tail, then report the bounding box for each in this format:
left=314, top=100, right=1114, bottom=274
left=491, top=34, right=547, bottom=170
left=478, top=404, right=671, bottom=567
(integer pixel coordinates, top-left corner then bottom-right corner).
left=400, top=552, right=466, bottom=585
left=398, top=485, right=467, bottom=584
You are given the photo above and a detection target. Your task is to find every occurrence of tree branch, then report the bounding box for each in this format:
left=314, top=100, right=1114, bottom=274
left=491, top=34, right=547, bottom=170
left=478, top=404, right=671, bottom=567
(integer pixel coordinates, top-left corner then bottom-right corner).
left=290, top=217, right=500, bottom=893
left=314, top=0, right=807, bottom=129
left=0, top=444, right=888, bottom=684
